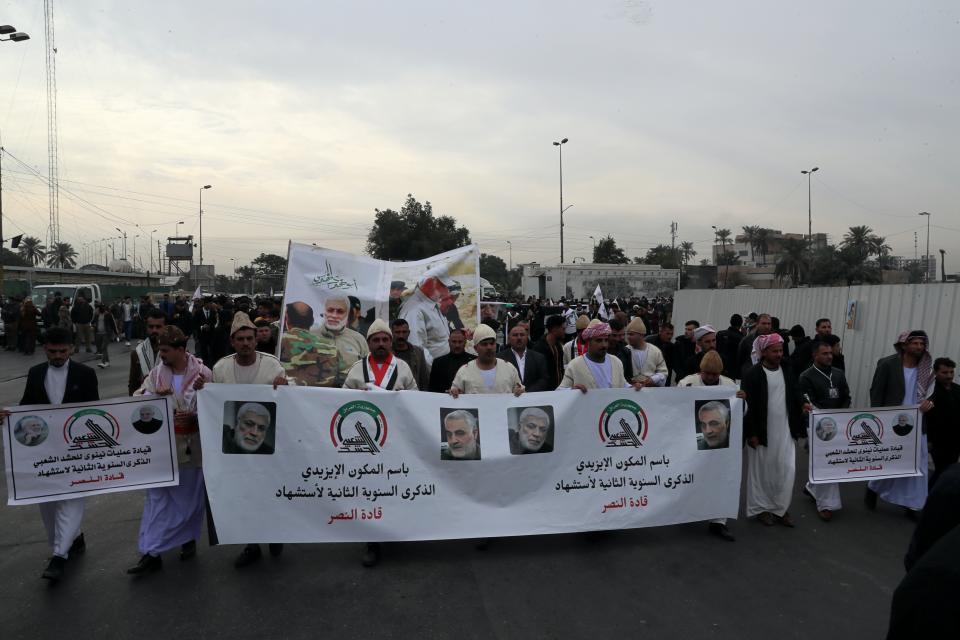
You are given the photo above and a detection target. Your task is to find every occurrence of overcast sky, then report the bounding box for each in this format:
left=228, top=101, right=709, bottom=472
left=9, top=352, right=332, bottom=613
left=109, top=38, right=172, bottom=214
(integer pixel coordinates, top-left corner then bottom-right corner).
left=0, top=0, right=957, bottom=274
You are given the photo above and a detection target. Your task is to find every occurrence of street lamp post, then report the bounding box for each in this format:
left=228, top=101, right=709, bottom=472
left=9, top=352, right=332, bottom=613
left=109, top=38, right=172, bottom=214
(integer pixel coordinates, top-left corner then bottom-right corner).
left=590, top=235, right=596, bottom=259
left=133, top=234, right=140, bottom=270
left=552, top=138, right=568, bottom=263
left=114, top=227, right=128, bottom=260
left=919, top=211, right=931, bottom=282
left=505, top=240, right=512, bottom=271
left=199, top=185, right=212, bottom=265
left=800, top=167, right=819, bottom=250
left=149, top=228, right=158, bottom=272
left=0, top=25, right=29, bottom=42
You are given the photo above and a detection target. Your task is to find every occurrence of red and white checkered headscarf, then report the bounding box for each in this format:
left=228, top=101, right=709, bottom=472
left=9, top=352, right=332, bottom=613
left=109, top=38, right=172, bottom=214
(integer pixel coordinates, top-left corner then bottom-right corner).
left=750, top=332, right=783, bottom=365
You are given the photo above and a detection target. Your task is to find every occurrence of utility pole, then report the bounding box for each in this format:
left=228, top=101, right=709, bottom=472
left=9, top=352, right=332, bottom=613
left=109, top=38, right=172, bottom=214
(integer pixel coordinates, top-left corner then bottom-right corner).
left=801, top=167, right=819, bottom=250
left=552, top=138, right=568, bottom=263
left=670, top=221, right=678, bottom=266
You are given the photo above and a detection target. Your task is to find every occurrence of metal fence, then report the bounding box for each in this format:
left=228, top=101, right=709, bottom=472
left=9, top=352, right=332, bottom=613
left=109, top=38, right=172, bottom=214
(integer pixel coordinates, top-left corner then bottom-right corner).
left=673, top=283, right=960, bottom=405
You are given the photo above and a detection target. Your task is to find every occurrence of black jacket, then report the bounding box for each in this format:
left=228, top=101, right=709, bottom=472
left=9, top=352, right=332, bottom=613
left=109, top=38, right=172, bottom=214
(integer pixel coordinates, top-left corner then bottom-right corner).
left=716, top=327, right=743, bottom=377
left=798, top=365, right=851, bottom=410
left=428, top=351, right=476, bottom=393
left=740, top=362, right=806, bottom=444
left=870, top=354, right=911, bottom=408
left=20, top=360, right=100, bottom=405
left=498, top=347, right=550, bottom=392
left=532, top=337, right=564, bottom=390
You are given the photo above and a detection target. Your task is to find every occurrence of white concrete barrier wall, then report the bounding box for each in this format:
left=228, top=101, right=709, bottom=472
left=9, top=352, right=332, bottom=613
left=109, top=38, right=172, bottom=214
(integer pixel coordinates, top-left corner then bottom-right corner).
left=672, top=283, right=960, bottom=406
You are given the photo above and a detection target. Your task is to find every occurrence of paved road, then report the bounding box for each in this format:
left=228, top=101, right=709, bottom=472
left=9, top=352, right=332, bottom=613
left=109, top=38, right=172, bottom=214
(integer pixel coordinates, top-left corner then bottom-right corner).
left=0, top=346, right=910, bottom=639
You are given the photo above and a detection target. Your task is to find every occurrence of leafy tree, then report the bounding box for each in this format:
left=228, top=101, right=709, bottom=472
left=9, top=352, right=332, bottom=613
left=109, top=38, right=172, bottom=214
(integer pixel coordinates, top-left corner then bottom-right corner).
left=46, top=242, right=78, bottom=269
left=774, top=238, right=810, bottom=287
left=479, top=253, right=521, bottom=293
left=0, top=247, right=29, bottom=267
left=634, top=244, right=679, bottom=269
left=366, top=194, right=471, bottom=260
left=593, top=235, right=629, bottom=264
left=17, top=236, right=45, bottom=266
left=251, top=253, right=287, bottom=276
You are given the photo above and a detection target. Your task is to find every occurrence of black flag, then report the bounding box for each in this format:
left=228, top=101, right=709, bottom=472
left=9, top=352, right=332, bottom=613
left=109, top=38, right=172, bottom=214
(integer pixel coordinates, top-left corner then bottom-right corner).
left=10, top=234, right=23, bottom=248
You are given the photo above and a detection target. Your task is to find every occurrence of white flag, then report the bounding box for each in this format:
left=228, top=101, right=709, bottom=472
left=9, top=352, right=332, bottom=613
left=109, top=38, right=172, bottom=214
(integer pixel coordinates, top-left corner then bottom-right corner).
left=593, top=284, right=609, bottom=320
left=192, top=286, right=203, bottom=301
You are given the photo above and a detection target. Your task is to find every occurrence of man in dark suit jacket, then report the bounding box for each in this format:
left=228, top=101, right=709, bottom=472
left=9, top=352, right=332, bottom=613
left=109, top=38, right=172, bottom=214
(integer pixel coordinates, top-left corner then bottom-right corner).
left=192, top=299, right=218, bottom=366
left=865, top=330, right=935, bottom=514
left=4, top=327, right=99, bottom=582
left=498, top=324, right=550, bottom=392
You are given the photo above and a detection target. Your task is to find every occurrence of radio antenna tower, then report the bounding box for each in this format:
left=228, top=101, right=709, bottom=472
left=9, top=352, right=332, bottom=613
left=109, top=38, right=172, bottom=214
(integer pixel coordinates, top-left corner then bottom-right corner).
left=44, top=0, right=60, bottom=246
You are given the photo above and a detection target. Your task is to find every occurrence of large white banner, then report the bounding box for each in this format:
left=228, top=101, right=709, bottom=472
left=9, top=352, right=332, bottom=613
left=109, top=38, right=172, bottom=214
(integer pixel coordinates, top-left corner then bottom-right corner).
left=199, top=385, right=743, bottom=543
left=808, top=406, right=922, bottom=484
left=3, top=396, right=178, bottom=505
left=279, top=243, right=480, bottom=385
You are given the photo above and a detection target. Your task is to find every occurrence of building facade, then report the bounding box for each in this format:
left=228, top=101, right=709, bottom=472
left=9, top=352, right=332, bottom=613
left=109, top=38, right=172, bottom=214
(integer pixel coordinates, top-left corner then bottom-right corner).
left=520, top=263, right=680, bottom=300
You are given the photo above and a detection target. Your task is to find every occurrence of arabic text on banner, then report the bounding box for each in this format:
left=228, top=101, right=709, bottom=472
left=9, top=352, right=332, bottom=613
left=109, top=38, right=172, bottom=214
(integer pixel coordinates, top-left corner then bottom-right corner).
left=3, top=396, right=179, bottom=505
left=807, top=406, right=922, bottom=484
left=199, top=385, right=743, bottom=543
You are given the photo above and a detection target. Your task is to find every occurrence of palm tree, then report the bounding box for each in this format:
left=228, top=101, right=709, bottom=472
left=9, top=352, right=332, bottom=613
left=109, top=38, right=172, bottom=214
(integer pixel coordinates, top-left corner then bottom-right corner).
left=840, top=225, right=876, bottom=261
left=774, top=238, right=810, bottom=287
left=755, top=228, right=773, bottom=265
left=741, top=226, right=760, bottom=263
left=17, top=236, right=46, bottom=266
left=679, top=241, right=697, bottom=266
left=45, top=242, right=78, bottom=269
left=715, top=228, right=732, bottom=287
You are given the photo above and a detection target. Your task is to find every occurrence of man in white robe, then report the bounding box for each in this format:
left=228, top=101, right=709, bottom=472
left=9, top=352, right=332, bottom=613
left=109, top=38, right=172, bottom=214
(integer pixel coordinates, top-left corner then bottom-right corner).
left=865, top=330, right=935, bottom=518
left=343, top=319, right=418, bottom=568
left=740, top=333, right=811, bottom=527
left=623, top=317, right=667, bottom=387
left=450, top=324, right=524, bottom=397
left=343, top=319, right=418, bottom=391
left=207, top=313, right=289, bottom=567
left=678, top=351, right=745, bottom=541
left=559, top=322, right=643, bottom=392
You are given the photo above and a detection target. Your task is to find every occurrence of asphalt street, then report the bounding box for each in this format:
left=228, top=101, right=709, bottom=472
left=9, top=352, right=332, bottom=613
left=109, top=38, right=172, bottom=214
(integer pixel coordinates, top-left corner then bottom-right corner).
left=0, top=343, right=912, bottom=640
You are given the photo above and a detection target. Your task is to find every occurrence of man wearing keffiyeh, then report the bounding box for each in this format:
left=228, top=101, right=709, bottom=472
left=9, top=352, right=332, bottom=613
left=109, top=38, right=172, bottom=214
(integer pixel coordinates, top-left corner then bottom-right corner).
left=865, top=330, right=935, bottom=518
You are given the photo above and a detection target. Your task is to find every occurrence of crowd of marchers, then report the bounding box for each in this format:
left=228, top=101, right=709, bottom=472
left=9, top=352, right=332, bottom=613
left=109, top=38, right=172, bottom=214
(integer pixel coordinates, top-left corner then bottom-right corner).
left=2, top=291, right=958, bottom=595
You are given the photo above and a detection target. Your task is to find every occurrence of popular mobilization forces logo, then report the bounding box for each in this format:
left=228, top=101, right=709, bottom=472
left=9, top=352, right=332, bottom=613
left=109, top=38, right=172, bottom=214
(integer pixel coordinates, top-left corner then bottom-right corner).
left=329, top=400, right=388, bottom=454
left=63, top=408, right=121, bottom=450
left=845, top=413, right=884, bottom=446
left=597, top=399, right=649, bottom=448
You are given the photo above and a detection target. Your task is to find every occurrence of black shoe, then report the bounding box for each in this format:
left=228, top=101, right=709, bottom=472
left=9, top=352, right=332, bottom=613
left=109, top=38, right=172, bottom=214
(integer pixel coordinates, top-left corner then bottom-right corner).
left=69, top=533, right=86, bottom=556
left=708, top=522, right=736, bottom=542
left=234, top=544, right=262, bottom=568
left=362, top=543, right=381, bottom=568
left=179, top=540, right=196, bottom=561
left=864, top=487, right=878, bottom=511
left=42, top=556, right=66, bottom=581
left=268, top=543, right=284, bottom=557
left=126, top=554, right=162, bottom=575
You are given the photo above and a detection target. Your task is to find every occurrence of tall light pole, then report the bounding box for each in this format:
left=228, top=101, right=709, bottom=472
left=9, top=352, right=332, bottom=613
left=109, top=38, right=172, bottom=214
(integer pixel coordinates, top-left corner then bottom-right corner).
left=505, top=240, right=512, bottom=271
left=114, top=227, right=128, bottom=260
left=918, top=211, right=931, bottom=282
left=801, top=167, right=819, bottom=249
left=552, top=138, right=568, bottom=263
left=199, top=185, right=212, bottom=264
left=590, top=235, right=596, bottom=256
left=133, top=234, right=140, bottom=270
left=149, top=228, right=157, bottom=271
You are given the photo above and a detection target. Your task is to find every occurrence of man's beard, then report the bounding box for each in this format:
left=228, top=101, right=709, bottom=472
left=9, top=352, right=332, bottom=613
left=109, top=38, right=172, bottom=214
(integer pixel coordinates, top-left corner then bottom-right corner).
left=325, top=317, right=347, bottom=331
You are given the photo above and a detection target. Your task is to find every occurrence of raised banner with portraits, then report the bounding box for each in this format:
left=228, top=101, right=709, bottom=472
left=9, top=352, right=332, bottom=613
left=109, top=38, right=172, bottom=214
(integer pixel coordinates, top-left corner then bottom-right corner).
left=278, top=243, right=480, bottom=386
left=198, top=384, right=743, bottom=543
left=2, top=396, right=178, bottom=505
left=807, top=406, right=922, bottom=484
